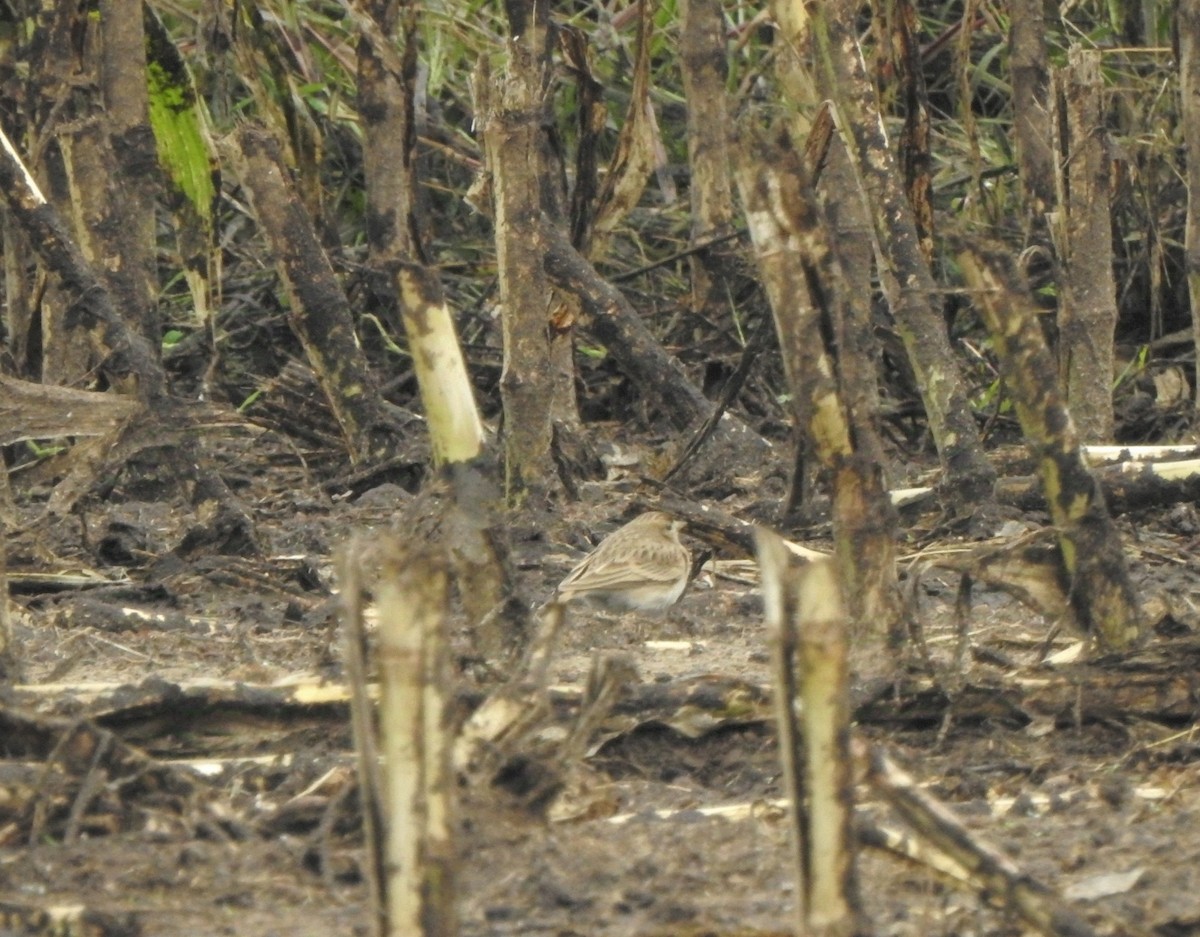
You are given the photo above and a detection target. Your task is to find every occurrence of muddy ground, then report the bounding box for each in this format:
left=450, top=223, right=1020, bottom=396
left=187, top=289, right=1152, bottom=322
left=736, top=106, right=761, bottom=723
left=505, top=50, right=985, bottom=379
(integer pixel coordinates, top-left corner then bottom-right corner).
left=3, top=424, right=1200, bottom=937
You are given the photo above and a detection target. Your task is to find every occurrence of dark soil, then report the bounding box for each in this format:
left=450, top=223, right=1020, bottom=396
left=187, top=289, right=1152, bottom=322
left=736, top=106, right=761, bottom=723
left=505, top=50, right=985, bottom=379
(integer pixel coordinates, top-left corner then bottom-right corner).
left=4, top=425, right=1200, bottom=937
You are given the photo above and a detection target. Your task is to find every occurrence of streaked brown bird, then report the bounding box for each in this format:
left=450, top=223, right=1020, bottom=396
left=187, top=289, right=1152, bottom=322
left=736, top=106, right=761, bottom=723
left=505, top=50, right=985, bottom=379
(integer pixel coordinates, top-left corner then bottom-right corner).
left=553, top=511, right=691, bottom=611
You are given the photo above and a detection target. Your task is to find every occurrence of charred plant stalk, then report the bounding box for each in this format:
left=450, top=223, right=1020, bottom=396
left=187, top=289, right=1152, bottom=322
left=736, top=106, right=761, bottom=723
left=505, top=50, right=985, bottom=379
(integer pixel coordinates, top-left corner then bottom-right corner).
left=801, top=0, right=998, bottom=512
left=589, top=0, right=657, bottom=243
left=958, top=243, right=1142, bottom=651
left=0, top=373, right=140, bottom=445
left=354, top=0, right=421, bottom=263
left=863, top=744, right=1097, bottom=937
left=818, top=136, right=885, bottom=487
left=887, top=0, right=935, bottom=262
left=679, top=0, right=734, bottom=228
left=0, top=121, right=256, bottom=555
left=679, top=0, right=738, bottom=318
left=227, top=124, right=400, bottom=465
left=95, top=0, right=160, bottom=343
left=1177, top=0, right=1200, bottom=413
left=481, top=0, right=568, bottom=504
left=736, top=130, right=900, bottom=640
left=541, top=225, right=713, bottom=431
left=770, top=5, right=888, bottom=512
left=1010, top=0, right=1055, bottom=226
left=29, top=0, right=162, bottom=377
left=539, top=218, right=773, bottom=471
left=353, top=2, right=516, bottom=651
left=1052, top=49, right=1119, bottom=441
left=355, top=4, right=465, bottom=442
left=2, top=212, right=34, bottom=374
left=28, top=0, right=114, bottom=385
left=373, top=541, right=457, bottom=937
left=0, top=124, right=165, bottom=397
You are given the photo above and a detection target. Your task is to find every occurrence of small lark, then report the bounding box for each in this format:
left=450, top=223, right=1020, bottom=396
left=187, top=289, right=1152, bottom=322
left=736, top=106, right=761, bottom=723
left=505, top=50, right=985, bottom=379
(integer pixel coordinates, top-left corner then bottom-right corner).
left=553, top=511, right=691, bottom=611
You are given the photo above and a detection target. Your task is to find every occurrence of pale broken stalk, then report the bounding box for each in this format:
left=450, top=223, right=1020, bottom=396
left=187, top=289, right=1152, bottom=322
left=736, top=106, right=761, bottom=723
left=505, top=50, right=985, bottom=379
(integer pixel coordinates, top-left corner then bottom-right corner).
left=394, top=264, right=485, bottom=467
left=392, top=263, right=512, bottom=655
left=796, top=557, right=860, bottom=936
left=373, top=540, right=457, bottom=937
left=757, top=530, right=862, bottom=935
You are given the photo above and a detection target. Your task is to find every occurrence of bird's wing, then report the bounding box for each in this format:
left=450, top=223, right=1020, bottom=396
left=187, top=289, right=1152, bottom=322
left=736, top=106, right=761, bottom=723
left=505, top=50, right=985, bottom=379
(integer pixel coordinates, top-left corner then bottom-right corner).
left=557, top=542, right=686, bottom=596
left=629, top=540, right=690, bottom=581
